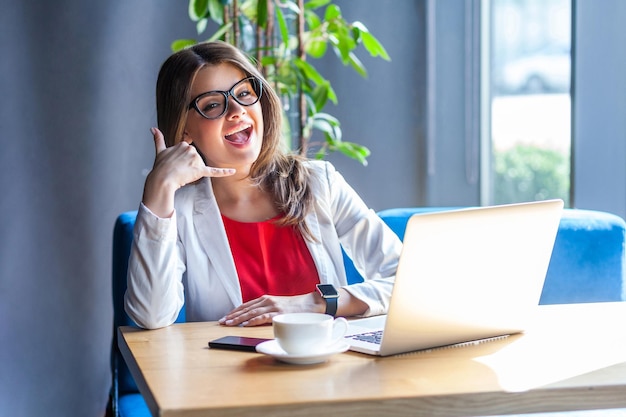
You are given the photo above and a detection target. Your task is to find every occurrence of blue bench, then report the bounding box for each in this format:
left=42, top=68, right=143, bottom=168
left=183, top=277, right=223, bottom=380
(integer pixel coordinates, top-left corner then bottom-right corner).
left=109, top=207, right=626, bottom=416
left=345, top=208, right=626, bottom=304
left=109, top=212, right=185, bottom=417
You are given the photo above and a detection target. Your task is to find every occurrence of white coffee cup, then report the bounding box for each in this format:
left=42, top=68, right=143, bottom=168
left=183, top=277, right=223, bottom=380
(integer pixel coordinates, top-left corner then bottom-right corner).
left=272, top=313, right=349, bottom=355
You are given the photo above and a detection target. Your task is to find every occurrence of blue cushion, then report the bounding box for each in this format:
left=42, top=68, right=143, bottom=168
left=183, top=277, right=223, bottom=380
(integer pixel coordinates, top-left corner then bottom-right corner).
left=112, top=212, right=139, bottom=395
left=346, top=207, right=626, bottom=305
left=111, top=211, right=186, bottom=409
left=118, top=393, right=150, bottom=417
left=540, top=209, right=626, bottom=304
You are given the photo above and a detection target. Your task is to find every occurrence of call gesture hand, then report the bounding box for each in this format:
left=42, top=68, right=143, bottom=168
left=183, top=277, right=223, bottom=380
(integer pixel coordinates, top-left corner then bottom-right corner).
left=142, top=127, right=236, bottom=218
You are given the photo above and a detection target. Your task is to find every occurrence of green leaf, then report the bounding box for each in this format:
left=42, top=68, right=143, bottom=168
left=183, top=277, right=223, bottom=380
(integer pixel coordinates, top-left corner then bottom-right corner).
left=351, top=21, right=367, bottom=34
left=275, top=6, right=290, bottom=47
left=313, top=81, right=338, bottom=106
left=189, top=0, right=209, bottom=21
left=329, top=32, right=356, bottom=64
left=207, top=0, right=225, bottom=24
left=313, top=119, right=336, bottom=139
left=207, top=22, right=233, bottom=42
left=196, top=18, right=208, bottom=35
left=257, top=0, right=268, bottom=29
left=314, top=146, right=328, bottom=160
left=312, top=113, right=341, bottom=141
left=239, top=0, right=257, bottom=20
left=360, top=29, right=391, bottom=61
left=347, top=52, right=367, bottom=78
left=314, top=112, right=340, bottom=125
left=324, top=84, right=337, bottom=104
left=171, top=39, right=197, bottom=52
left=293, top=58, right=326, bottom=85
left=305, top=38, right=327, bottom=58
left=311, top=84, right=330, bottom=112
left=292, top=60, right=338, bottom=104
left=260, top=55, right=278, bottom=67
left=304, top=9, right=321, bottom=29
left=324, top=4, right=341, bottom=20
left=305, top=0, right=332, bottom=10
left=335, top=141, right=370, bottom=165
left=284, top=1, right=301, bottom=14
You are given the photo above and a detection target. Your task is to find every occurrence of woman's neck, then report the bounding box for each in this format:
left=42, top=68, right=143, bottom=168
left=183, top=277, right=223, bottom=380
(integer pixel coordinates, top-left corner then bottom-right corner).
left=212, top=176, right=279, bottom=222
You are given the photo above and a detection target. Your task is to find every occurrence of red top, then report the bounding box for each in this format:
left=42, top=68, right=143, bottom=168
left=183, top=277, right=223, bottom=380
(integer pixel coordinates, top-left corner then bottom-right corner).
left=222, top=215, right=320, bottom=302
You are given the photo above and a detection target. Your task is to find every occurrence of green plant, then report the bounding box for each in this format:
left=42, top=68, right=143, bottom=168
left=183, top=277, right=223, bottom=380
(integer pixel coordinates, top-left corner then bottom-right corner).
left=493, top=144, right=570, bottom=206
left=172, top=0, right=390, bottom=165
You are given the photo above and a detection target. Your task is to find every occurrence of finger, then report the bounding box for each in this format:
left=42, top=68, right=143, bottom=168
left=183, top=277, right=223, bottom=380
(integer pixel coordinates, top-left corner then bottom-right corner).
left=218, top=305, right=249, bottom=324
left=225, top=308, right=272, bottom=327
left=220, top=310, right=253, bottom=326
left=151, top=127, right=166, bottom=154
left=181, top=132, right=193, bottom=145
left=219, top=301, right=265, bottom=325
left=218, top=295, right=274, bottom=325
left=205, top=166, right=236, bottom=177
left=241, top=312, right=275, bottom=327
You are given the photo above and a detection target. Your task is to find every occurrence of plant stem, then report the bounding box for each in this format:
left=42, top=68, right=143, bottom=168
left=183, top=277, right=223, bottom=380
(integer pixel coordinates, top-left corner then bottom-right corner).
left=297, top=0, right=307, bottom=155
left=265, top=0, right=274, bottom=79
left=233, top=0, right=240, bottom=47
left=223, top=5, right=230, bottom=44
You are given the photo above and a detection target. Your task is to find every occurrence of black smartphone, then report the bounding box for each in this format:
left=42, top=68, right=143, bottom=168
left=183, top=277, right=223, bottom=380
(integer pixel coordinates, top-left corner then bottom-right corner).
left=208, top=335, right=271, bottom=352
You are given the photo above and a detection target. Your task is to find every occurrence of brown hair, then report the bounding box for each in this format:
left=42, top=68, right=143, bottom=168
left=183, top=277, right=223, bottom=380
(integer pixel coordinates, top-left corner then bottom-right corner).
left=155, top=41, right=314, bottom=239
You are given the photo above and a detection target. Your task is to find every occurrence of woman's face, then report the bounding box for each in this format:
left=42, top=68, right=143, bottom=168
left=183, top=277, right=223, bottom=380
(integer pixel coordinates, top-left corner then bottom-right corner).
left=184, top=63, right=264, bottom=174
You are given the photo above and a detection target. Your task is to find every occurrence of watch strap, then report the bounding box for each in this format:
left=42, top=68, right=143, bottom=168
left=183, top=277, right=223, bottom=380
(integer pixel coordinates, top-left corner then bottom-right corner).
left=324, top=296, right=338, bottom=317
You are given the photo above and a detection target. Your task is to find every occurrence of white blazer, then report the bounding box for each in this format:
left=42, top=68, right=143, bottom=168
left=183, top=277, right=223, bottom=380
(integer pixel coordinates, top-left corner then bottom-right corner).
left=125, top=160, right=402, bottom=329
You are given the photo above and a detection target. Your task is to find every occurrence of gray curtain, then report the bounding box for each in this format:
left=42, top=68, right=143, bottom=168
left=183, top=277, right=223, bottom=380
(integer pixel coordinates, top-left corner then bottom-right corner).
left=0, top=1, right=194, bottom=415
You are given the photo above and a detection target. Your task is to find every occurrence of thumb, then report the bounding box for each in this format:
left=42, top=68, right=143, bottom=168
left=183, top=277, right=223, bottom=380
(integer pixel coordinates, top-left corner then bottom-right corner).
left=151, top=127, right=166, bottom=154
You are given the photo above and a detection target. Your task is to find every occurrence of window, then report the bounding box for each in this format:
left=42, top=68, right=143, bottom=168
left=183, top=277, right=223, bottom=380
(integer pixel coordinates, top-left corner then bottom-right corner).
left=486, top=0, right=571, bottom=206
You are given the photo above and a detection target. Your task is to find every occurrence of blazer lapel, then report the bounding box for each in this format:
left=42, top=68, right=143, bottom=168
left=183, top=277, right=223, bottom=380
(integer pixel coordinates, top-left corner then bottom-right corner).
left=192, top=179, right=243, bottom=307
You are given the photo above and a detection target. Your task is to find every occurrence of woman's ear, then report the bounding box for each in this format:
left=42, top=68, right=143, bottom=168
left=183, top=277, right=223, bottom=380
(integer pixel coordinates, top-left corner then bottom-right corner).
left=182, top=131, right=206, bottom=160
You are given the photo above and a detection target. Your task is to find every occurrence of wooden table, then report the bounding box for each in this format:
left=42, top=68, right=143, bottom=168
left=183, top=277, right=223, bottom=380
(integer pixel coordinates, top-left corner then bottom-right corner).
left=118, top=302, right=626, bottom=417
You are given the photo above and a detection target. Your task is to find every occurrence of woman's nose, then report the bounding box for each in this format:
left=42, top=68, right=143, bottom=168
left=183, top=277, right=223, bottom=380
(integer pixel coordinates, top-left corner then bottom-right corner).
left=225, top=96, right=246, bottom=119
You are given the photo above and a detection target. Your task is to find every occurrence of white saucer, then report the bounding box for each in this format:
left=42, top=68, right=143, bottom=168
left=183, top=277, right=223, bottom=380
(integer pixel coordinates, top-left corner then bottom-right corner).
left=255, top=340, right=350, bottom=365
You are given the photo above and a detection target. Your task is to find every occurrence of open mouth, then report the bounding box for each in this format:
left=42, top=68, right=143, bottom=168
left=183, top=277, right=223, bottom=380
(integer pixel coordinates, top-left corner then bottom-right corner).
left=224, top=126, right=252, bottom=145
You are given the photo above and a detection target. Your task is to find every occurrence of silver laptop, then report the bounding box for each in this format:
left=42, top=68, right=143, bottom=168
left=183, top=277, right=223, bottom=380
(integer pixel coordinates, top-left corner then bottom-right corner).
left=346, top=199, right=564, bottom=356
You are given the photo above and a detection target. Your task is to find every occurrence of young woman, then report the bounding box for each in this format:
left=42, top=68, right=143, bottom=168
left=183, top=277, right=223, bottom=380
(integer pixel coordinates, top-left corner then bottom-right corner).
left=125, top=41, right=402, bottom=329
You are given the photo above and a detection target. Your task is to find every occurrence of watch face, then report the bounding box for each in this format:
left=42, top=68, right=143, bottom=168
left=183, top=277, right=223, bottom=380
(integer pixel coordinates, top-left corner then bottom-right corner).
left=317, top=284, right=339, bottom=297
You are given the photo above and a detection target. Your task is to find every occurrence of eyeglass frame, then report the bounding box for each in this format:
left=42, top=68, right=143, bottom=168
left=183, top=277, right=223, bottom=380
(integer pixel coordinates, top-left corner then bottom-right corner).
left=187, top=76, right=263, bottom=120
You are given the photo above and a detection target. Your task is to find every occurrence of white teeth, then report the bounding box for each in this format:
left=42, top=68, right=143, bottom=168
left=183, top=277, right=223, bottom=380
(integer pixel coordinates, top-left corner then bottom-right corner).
left=226, top=125, right=250, bottom=136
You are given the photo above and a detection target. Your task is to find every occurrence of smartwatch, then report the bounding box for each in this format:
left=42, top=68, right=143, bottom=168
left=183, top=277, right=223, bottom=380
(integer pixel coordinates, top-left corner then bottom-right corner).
left=316, top=284, right=339, bottom=317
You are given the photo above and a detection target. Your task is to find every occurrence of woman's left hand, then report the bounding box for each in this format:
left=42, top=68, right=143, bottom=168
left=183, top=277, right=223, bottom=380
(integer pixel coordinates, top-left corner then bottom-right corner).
left=219, top=293, right=323, bottom=327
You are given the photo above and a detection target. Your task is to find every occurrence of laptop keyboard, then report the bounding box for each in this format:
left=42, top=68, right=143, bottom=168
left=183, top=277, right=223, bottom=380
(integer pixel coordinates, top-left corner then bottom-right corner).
left=346, top=330, right=383, bottom=345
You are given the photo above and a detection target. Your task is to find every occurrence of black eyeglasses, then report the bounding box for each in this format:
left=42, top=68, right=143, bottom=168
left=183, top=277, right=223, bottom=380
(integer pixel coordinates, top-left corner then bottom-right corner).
left=188, top=76, right=263, bottom=120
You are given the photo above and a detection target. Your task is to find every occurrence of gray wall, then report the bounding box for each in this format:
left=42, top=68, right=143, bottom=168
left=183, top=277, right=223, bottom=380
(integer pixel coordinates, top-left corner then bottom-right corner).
left=573, top=0, right=626, bottom=218
left=0, top=1, right=423, bottom=415
left=322, top=1, right=427, bottom=210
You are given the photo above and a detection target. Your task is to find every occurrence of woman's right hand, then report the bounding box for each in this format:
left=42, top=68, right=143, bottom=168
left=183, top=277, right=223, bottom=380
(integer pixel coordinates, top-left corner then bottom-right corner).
left=142, top=127, right=236, bottom=218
